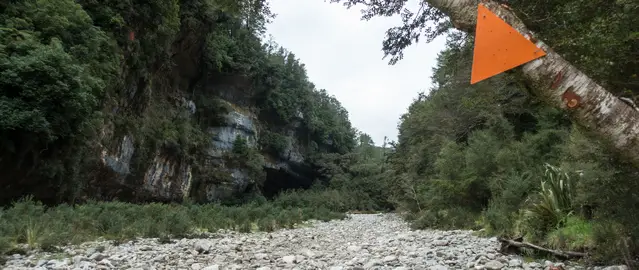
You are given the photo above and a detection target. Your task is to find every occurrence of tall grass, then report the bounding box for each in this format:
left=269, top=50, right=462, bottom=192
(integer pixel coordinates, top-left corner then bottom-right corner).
left=546, top=216, right=595, bottom=251
left=0, top=188, right=378, bottom=259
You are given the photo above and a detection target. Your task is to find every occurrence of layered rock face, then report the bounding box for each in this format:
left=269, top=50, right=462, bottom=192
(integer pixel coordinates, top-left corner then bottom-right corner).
left=93, top=100, right=312, bottom=203
left=91, top=77, right=314, bottom=203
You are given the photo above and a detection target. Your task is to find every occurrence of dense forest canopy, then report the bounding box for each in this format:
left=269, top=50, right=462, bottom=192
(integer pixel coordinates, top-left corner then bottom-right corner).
left=329, top=0, right=638, bottom=264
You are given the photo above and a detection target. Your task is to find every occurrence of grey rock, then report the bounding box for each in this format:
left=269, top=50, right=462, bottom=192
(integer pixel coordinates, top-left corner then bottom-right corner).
left=75, top=261, right=96, bottom=269
left=98, top=258, right=114, bottom=268
left=433, top=240, right=449, bottom=246
left=363, top=259, right=382, bottom=268
left=89, top=252, right=105, bottom=261
left=36, top=259, right=47, bottom=267
left=485, top=260, right=504, bottom=269
left=383, top=255, right=398, bottom=263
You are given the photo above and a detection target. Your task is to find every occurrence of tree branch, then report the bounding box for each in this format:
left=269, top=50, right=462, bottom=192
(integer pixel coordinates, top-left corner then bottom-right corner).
left=498, top=237, right=588, bottom=259
left=426, top=0, right=639, bottom=166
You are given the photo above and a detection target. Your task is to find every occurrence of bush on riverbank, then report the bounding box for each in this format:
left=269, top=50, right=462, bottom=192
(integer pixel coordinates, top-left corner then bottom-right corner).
left=385, top=18, right=639, bottom=263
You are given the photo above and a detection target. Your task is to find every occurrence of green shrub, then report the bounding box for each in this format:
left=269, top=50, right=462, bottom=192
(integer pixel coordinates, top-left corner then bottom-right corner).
left=410, top=207, right=478, bottom=230
left=521, top=164, right=576, bottom=239
left=545, top=216, right=594, bottom=251
left=591, top=221, right=636, bottom=265
left=0, top=234, right=10, bottom=265
left=259, top=131, right=289, bottom=155
left=257, top=218, right=275, bottom=232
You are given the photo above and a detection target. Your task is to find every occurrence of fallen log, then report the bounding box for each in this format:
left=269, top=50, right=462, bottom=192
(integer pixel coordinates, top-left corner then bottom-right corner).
left=498, top=237, right=588, bottom=259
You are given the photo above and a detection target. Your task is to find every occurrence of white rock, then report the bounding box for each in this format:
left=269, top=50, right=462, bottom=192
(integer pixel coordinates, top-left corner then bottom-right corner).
left=602, top=266, right=628, bottom=270
left=201, top=265, right=219, bottom=270
left=485, top=260, right=504, bottom=269
left=509, top=259, right=523, bottom=267
left=282, top=255, right=296, bottom=264
left=254, top=253, right=269, bottom=260
left=193, top=241, right=211, bottom=254
left=301, top=248, right=316, bottom=258
left=364, top=259, right=382, bottom=268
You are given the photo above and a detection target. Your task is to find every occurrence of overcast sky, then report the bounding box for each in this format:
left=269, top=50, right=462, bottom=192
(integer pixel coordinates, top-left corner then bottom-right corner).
left=265, top=0, right=447, bottom=145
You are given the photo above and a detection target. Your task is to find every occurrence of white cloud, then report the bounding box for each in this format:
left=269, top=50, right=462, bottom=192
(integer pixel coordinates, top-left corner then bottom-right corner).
left=265, top=0, right=447, bottom=145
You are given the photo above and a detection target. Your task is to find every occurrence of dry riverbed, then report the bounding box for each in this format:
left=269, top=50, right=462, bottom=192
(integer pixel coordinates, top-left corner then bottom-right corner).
left=2, top=214, right=628, bottom=270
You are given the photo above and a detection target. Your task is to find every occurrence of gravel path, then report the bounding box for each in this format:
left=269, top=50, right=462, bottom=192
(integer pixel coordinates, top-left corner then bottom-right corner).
left=2, top=214, right=627, bottom=270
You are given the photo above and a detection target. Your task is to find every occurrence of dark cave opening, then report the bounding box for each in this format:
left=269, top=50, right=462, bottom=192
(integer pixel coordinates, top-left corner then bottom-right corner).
left=261, top=167, right=314, bottom=199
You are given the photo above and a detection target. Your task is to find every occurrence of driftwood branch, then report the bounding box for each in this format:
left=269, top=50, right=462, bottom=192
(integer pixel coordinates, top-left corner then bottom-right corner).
left=498, top=237, right=588, bottom=259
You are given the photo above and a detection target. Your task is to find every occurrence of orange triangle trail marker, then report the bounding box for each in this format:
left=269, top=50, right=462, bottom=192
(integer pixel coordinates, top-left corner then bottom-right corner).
left=470, top=3, right=546, bottom=84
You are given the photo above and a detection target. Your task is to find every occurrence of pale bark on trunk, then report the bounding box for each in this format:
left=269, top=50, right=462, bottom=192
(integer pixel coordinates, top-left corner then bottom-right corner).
left=428, top=0, right=639, bottom=165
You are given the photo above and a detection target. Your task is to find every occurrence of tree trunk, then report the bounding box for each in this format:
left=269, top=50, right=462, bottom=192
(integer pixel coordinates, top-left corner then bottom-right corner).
left=427, top=0, right=639, bottom=165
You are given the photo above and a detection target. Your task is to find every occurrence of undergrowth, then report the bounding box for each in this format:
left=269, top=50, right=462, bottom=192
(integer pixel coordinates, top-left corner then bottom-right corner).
left=0, top=189, right=359, bottom=259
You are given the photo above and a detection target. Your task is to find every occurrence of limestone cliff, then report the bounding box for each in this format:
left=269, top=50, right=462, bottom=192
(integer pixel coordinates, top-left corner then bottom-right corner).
left=90, top=75, right=320, bottom=203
